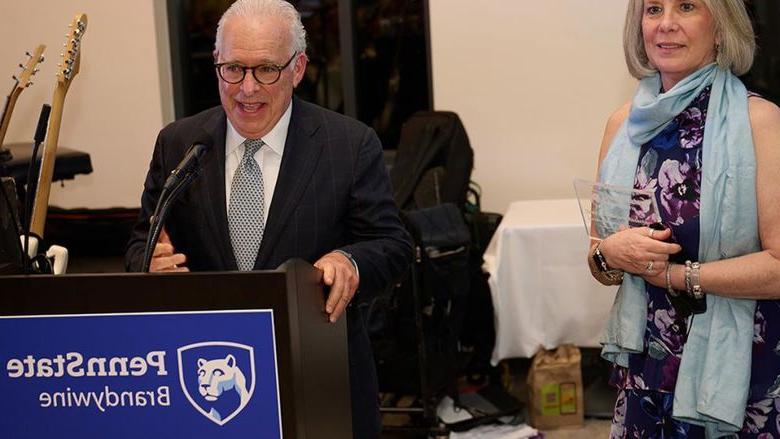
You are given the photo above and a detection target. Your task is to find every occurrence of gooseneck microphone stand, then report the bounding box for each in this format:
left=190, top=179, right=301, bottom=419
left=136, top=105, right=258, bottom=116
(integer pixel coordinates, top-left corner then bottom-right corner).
left=140, top=138, right=211, bottom=273
left=140, top=170, right=199, bottom=273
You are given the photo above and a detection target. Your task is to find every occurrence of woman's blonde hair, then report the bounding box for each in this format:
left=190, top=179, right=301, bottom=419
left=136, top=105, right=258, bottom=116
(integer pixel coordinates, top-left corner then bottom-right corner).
left=623, top=0, right=756, bottom=79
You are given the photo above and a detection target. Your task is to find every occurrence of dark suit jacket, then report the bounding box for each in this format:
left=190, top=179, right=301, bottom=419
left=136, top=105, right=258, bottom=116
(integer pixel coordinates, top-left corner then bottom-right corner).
left=125, top=97, right=412, bottom=438
left=126, top=98, right=410, bottom=290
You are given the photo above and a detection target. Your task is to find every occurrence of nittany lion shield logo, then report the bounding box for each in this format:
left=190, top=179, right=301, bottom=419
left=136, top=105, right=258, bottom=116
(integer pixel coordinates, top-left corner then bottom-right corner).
left=178, top=341, right=256, bottom=426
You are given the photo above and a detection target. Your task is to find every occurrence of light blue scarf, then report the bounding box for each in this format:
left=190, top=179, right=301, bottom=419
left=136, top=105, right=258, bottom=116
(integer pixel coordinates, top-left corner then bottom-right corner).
left=599, top=63, right=760, bottom=436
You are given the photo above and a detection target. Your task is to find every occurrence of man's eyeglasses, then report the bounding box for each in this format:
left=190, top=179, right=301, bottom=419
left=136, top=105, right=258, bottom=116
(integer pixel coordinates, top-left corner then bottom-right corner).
left=214, top=52, right=298, bottom=85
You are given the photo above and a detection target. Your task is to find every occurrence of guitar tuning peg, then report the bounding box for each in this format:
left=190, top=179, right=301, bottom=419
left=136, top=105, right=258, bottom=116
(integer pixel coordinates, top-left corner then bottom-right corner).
left=18, top=63, right=24, bottom=69
left=39, top=56, right=45, bottom=63
left=26, top=82, right=33, bottom=87
left=12, top=75, right=18, bottom=81
left=33, top=68, right=40, bottom=74
left=25, top=51, right=32, bottom=57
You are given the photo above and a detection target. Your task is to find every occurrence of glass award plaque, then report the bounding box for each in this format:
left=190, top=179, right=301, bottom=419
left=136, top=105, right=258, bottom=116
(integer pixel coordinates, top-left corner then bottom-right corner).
left=573, top=178, right=661, bottom=240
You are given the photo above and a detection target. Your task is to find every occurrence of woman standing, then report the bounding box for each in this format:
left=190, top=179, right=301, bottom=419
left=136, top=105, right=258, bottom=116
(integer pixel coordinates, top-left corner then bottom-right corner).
left=587, top=0, right=780, bottom=437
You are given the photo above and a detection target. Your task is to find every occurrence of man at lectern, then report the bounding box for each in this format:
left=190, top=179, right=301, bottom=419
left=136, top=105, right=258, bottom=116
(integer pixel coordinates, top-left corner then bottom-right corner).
left=125, top=0, right=412, bottom=436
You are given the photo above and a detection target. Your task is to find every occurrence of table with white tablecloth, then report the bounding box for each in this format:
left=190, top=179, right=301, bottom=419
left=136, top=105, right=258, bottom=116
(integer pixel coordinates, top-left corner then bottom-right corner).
left=484, top=199, right=618, bottom=364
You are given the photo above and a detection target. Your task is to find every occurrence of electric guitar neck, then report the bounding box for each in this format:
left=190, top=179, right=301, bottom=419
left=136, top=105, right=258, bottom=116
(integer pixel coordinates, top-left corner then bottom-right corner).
left=0, top=44, right=46, bottom=148
left=29, top=13, right=87, bottom=239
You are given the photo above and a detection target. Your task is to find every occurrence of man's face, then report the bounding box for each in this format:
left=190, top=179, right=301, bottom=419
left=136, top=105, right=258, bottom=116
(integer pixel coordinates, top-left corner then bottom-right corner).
left=215, top=15, right=306, bottom=139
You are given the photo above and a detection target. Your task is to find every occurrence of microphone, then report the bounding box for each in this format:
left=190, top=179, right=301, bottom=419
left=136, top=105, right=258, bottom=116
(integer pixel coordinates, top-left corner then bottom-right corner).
left=163, top=132, right=213, bottom=191
left=141, top=131, right=213, bottom=273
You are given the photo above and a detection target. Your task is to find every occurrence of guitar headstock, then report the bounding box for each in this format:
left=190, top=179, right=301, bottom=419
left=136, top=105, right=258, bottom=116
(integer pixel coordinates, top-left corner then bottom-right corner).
left=11, top=44, right=46, bottom=92
left=57, top=13, right=88, bottom=90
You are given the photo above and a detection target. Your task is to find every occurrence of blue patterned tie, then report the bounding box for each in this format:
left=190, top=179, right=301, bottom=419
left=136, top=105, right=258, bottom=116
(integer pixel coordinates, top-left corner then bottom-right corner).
left=229, top=139, right=265, bottom=271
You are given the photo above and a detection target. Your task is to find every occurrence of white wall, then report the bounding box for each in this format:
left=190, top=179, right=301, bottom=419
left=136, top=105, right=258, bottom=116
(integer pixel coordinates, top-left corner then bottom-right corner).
left=0, top=1, right=173, bottom=209
left=2, top=1, right=636, bottom=214
left=429, top=0, right=637, bottom=214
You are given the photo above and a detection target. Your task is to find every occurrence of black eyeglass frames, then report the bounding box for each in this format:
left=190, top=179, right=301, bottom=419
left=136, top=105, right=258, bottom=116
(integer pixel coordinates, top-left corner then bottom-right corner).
left=214, top=51, right=298, bottom=85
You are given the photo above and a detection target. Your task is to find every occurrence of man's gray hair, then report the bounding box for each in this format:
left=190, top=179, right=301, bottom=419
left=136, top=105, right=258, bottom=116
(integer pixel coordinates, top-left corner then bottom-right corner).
left=215, top=0, right=307, bottom=55
left=623, top=0, right=755, bottom=79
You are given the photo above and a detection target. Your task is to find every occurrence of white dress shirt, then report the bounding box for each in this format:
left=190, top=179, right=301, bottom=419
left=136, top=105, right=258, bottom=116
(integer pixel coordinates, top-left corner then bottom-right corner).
left=224, top=101, right=292, bottom=224
left=222, top=101, right=359, bottom=276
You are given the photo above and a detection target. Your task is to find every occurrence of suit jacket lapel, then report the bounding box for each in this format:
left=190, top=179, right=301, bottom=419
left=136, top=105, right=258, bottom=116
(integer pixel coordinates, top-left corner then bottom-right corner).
left=198, top=108, right=237, bottom=270
left=255, top=98, right=323, bottom=269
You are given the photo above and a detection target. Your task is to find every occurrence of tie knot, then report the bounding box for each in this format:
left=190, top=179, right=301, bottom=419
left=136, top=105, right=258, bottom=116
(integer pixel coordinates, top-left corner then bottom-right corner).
left=243, top=139, right=264, bottom=159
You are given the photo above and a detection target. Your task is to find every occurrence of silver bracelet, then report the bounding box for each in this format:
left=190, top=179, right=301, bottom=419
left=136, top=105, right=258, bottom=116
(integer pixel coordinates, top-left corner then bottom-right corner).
left=665, top=263, right=678, bottom=296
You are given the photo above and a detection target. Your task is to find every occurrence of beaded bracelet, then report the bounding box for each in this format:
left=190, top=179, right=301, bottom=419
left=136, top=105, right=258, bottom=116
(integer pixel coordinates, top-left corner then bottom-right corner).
left=690, top=261, right=703, bottom=299
left=684, top=260, right=705, bottom=299
left=684, top=260, right=693, bottom=295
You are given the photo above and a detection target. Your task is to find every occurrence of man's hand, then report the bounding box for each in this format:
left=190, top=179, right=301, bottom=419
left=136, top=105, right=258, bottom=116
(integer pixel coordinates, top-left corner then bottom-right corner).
left=314, top=251, right=359, bottom=323
left=150, top=228, right=189, bottom=272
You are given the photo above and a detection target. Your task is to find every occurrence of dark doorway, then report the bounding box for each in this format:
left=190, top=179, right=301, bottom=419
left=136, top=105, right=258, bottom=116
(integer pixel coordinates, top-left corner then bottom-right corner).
left=744, top=0, right=780, bottom=105
left=166, top=0, right=432, bottom=150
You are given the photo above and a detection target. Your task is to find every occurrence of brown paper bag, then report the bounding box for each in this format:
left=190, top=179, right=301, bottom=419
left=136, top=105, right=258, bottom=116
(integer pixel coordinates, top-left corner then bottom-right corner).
left=526, top=344, right=585, bottom=429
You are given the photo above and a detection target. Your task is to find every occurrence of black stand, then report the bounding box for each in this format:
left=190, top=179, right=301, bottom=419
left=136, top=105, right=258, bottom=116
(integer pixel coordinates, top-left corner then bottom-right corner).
left=0, top=147, right=11, bottom=173
left=0, top=177, right=24, bottom=274
left=378, top=204, right=522, bottom=436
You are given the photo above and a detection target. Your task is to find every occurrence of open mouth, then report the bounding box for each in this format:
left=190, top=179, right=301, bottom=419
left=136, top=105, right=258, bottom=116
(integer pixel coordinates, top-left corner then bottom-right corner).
left=238, top=102, right=266, bottom=113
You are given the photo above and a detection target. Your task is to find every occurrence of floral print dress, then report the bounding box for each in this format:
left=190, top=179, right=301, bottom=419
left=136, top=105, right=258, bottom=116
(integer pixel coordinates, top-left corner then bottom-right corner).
left=608, top=86, right=780, bottom=438
left=745, top=301, right=780, bottom=437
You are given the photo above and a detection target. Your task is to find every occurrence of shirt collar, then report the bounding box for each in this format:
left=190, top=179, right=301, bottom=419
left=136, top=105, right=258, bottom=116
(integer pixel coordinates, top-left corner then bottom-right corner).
left=225, top=100, right=292, bottom=158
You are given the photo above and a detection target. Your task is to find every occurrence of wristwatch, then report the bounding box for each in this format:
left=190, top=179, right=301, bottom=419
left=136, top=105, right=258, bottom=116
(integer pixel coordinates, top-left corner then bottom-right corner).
left=592, top=243, right=623, bottom=282
left=334, top=249, right=359, bottom=277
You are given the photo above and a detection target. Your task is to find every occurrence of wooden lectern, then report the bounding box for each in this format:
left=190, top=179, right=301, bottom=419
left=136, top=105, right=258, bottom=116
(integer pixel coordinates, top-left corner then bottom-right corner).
left=0, top=259, right=351, bottom=438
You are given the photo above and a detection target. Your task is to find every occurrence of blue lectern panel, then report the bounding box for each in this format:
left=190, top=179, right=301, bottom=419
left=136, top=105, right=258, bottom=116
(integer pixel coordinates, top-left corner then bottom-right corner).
left=0, top=310, right=282, bottom=438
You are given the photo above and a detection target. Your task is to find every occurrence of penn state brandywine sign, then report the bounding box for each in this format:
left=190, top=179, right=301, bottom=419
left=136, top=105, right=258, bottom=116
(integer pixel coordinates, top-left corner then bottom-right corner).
left=0, top=310, right=282, bottom=438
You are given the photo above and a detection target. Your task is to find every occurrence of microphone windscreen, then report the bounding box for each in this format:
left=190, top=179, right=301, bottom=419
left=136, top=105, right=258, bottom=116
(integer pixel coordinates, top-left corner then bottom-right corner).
left=162, top=130, right=215, bottom=191
left=191, top=130, right=214, bottom=151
